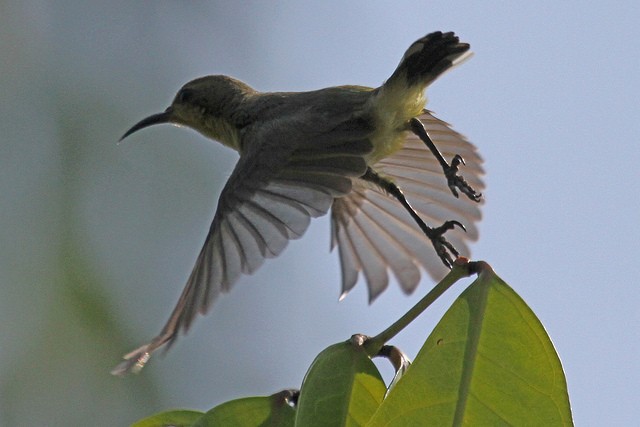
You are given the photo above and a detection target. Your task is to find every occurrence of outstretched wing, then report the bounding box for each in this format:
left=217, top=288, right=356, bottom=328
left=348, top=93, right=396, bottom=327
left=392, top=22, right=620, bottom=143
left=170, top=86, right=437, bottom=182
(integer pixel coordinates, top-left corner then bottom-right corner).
left=167, top=118, right=373, bottom=334
left=112, top=112, right=373, bottom=375
left=331, top=110, right=484, bottom=301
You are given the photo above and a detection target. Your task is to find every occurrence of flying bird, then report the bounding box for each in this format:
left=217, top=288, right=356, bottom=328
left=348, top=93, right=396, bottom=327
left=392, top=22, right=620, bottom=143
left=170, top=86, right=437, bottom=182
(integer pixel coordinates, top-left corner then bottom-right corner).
left=113, top=31, right=484, bottom=375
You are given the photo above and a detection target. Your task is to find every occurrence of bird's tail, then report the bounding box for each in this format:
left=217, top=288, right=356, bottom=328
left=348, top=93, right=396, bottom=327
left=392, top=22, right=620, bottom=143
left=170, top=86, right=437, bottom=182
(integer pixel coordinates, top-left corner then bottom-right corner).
left=368, top=31, right=471, bottom=161
left=384, top=31, right=471, bottom=90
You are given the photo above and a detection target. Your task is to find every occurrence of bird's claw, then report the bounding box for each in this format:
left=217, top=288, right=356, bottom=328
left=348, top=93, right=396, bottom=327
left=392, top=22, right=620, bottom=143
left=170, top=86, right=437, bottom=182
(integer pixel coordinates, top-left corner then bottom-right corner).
left=435, top=219, right=466, bottom=233
left=427, top=219, right=467, bottom=269
left=445, top=154, right=482, bottom=202
left=451, top=154, right=465, bottom=167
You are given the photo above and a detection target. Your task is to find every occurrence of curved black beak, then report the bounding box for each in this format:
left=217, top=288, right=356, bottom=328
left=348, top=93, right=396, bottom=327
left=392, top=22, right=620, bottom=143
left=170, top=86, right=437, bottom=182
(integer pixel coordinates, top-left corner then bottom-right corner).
left=119, top=108, right=173, bottom=142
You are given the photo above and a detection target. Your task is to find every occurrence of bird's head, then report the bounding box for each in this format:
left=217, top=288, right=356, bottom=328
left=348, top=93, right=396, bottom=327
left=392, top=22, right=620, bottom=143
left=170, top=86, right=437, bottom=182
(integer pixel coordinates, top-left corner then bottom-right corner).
left=120, top=75, right=254, bottom=150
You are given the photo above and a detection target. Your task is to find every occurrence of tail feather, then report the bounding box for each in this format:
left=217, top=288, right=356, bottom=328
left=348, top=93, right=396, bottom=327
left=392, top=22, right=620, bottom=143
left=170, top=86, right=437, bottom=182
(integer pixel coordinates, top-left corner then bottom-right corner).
left=386, top=31, right=471, bottom=89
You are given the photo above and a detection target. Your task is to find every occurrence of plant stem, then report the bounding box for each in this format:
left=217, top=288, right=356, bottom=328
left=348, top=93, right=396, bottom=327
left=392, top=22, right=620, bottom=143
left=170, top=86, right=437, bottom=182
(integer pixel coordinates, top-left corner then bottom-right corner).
left=363, top=258, right=477, bottom=356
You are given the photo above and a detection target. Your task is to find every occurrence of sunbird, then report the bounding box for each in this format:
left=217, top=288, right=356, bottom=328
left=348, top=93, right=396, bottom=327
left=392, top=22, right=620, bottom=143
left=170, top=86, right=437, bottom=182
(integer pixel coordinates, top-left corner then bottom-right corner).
left=114, top=31, right=484, bottom=375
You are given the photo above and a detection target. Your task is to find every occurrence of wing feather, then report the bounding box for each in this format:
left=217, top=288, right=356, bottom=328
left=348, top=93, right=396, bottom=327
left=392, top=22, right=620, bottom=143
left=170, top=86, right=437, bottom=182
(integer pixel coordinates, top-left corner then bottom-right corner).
left=339, top=211, right=390, bottom=297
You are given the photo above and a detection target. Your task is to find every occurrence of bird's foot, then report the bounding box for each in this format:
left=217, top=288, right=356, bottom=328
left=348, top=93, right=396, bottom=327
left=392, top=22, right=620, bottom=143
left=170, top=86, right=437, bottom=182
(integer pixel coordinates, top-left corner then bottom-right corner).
left=427, top=220, right=466, bottom=269
left=445, top=155, right=482, bottom=202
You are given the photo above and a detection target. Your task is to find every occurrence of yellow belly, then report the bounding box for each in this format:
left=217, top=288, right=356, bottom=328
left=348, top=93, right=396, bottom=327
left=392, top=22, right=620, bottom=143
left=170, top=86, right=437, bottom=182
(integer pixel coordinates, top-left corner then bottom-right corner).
left=366, top=80, right=427, bottom=164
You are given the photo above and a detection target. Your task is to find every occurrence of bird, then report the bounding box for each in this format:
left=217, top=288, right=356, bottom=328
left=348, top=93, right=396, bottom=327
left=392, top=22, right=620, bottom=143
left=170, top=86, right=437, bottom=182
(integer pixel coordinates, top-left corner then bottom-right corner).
left=113, top=31, right=484, bottom=375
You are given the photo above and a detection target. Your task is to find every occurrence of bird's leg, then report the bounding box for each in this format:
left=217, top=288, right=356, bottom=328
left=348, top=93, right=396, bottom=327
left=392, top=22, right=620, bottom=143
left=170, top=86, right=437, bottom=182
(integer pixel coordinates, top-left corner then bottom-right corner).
left=362, top=168, right=464, bottom=269
left=409, top=117, right=482, bottom=202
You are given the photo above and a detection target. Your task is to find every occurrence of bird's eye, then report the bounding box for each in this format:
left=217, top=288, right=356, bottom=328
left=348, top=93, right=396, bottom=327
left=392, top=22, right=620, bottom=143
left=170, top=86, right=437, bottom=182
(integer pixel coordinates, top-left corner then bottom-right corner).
left=175, top=88, right=194, bottom=104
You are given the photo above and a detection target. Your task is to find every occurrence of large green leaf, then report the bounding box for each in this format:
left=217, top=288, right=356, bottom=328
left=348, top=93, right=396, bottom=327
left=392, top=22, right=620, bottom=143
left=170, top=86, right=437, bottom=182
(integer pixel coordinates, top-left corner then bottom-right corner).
left=193, top=391, right=296, bottom=427
left=368, top=266, right=573, bottom=426
left=296, top=338, right=387, bottom=426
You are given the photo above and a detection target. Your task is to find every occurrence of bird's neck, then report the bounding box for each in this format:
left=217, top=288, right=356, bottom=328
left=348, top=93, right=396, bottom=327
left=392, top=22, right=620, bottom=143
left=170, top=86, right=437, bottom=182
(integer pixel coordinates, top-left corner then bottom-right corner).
left=198, top=114, right=242, bottom=152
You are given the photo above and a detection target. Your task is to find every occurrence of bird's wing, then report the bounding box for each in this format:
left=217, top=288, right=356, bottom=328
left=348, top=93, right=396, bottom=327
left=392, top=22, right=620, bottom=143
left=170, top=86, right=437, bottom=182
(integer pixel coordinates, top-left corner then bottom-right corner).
left=330, top=110, right=484, bottom=301
left=178, top=114, right=374, bottom=325
left=111, top=111, right=374, bottom=376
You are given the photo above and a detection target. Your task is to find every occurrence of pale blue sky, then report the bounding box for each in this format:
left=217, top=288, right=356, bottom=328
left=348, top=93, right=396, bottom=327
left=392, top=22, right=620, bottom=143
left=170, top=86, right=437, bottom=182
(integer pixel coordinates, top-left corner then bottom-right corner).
left=1, top=2, right=638, bottom=425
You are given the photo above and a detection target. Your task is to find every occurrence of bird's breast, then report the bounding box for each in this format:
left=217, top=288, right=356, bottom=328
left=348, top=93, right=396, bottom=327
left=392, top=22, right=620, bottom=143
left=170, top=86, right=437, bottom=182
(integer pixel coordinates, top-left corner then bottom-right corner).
left=366, top=82, right=427, bottom=164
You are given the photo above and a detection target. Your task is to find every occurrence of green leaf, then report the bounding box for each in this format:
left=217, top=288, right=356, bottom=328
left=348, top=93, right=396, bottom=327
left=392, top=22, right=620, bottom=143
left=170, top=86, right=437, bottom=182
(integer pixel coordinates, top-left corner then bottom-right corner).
left=132, top=409, right=204, bottom=427
left=193, top=391, right=295, bottom=427
left=368, top=265, right=573, bottom=426
left=296, top=337, right=387, bottom=426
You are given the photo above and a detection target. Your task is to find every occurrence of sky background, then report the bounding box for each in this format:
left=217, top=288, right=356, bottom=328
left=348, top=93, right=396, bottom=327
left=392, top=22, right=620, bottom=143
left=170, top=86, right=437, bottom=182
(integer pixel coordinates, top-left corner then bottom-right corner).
left=1, top=1, right=638, bottom=426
